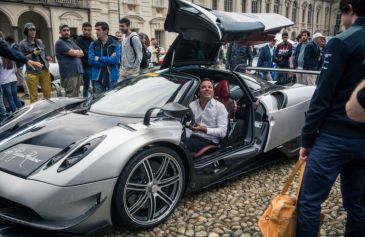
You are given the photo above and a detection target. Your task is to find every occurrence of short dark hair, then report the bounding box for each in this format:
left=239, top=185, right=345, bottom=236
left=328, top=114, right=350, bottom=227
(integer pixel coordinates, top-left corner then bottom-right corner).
left=119, top=17, right=131, bottom=26
left=200, top=77, right=214, bottom=87
left=296, top=34, right=302, bottom=41
left=340, top=0, right=365, bottom=16
left=282, top=31, right=288, bottom=37
left=59, top=24, right=69, bottom=32
left=82, top=22, right=92, bottom=28
left=301, top=30, right=310, bottom=37
left=95, top=22, right=109, bottom=33
left=151, top=38, right=156, bottom=41
left=5, top=36, right=14, bottom=44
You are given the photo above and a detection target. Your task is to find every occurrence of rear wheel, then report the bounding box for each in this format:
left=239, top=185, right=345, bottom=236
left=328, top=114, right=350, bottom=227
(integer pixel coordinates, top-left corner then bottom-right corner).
left=112, top=146, right=185, bottom=230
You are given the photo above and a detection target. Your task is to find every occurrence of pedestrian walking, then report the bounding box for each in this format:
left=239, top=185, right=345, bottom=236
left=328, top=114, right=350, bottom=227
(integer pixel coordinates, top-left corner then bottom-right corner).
left=293, top=30, right=310, bottom=84
left=4, top=36, right=30, bottom=99
left=273, top=31, right=293, bottom=84
left=138, top=33, right=151, bottom=74
left=257, top=39, right=276, bottom=81
left=55, top=24, right=84, bottom=97
left=297, top=0, right=365, bottom=236
left=76, top=22, right=94, bottom=97
left=19, top=22, right=51, bottom=103
left=0, top=57, right=23, bottom=113
left=88, top=22, right=121, bottom=94
left=303, top=32, right=325, bottom=85
left=119, top=17, right=142, bottom=80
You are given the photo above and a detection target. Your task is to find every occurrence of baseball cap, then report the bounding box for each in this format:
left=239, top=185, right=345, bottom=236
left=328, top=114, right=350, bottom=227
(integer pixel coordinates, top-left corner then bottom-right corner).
left=313, top=32, right=325, bottom=39
left=24, top=22, right=36, bottom=30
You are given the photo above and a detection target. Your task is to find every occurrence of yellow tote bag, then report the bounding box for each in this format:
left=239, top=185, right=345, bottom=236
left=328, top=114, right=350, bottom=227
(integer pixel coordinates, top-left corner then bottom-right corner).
left=258, top=160, right=306, bottom=237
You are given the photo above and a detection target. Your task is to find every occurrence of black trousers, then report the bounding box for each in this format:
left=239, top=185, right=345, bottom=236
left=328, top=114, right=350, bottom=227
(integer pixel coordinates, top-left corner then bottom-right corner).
left=185, top=135, right=216, bottom=153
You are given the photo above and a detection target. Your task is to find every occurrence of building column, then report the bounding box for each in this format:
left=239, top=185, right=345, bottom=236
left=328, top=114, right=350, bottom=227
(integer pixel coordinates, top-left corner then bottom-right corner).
left=12, top=26, right=19, bottom=43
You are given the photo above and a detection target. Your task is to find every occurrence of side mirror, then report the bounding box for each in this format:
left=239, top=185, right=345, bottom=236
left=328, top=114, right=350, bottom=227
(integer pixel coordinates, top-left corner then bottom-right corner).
left=143, top=102, right=189, bottom=126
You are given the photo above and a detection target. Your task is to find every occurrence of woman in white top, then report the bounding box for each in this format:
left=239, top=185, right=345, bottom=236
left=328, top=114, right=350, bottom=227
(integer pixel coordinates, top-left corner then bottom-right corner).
left=0, top=56, right=22, bottom=113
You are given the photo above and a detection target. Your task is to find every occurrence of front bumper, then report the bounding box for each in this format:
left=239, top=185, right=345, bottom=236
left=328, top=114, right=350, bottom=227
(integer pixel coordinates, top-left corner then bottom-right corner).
left=0, top=171, right=118, bottom=234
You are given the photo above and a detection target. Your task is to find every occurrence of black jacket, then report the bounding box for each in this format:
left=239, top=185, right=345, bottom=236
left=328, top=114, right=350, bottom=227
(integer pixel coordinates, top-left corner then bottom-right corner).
left=301, top=17, right=365, bottom=148
left=0, top=40, right=28, bottom=64
left=303, top=41, right=321, bottom=70
left=75, top=35, right=94, bottom=68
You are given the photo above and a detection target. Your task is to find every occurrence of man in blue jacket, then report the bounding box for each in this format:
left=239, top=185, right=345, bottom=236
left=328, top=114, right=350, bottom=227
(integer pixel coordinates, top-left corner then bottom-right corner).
left=297, top=0, right=365, bottom=236
left=88, top=22, right=121, bottom=95
left=303, top=32, right=325, bottom=85
left=257, top=39, right=276, bottom=81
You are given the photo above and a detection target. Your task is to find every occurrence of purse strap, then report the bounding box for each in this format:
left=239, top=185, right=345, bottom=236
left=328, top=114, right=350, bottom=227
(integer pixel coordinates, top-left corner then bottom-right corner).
left=280, top=160, right=306, bottom=198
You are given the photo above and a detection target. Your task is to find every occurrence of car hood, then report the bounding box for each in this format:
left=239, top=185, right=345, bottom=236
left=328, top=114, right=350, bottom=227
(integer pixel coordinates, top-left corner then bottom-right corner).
left=0, top=112, right=132, bottom=178
left=162, top=0, right=293, bottom=68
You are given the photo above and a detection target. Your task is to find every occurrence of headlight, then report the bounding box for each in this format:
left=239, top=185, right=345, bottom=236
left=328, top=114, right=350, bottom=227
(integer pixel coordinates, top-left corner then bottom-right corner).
left=57, top=136, right=106, bottom=172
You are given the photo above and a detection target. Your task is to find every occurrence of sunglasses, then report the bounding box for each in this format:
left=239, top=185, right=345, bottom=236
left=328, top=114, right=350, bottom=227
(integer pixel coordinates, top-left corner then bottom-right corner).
left=62, top=29, right=70, bottom=32
left=28, top=28, right=36, bottom=31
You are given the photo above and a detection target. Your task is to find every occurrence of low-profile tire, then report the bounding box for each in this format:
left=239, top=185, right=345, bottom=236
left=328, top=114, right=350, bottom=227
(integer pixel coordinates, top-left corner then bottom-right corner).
left=112, top=146, right=185, bottom=230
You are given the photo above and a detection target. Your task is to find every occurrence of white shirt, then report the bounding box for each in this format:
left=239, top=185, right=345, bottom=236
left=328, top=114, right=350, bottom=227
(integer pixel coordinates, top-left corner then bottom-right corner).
left=188, top=98, right=228, bottom=144
left=0, top=58, right=17, bottom=85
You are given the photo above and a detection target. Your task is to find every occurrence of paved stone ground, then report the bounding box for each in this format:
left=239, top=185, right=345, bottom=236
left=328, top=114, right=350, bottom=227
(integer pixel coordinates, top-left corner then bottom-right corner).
left=102, top=159, right=346, bottom=237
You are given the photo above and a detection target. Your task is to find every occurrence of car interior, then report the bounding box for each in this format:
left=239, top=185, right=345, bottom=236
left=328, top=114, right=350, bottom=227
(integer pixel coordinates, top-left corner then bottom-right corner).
left=180, top=68, right=254, bottom=159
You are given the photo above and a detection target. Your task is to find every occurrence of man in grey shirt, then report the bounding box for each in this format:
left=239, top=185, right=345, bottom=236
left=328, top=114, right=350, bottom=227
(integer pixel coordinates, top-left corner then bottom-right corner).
left=55, top=24, right=84, bottom=97
left=293, top=30, right=310, bottom=84
left=119, top=17, right=142, bottom=80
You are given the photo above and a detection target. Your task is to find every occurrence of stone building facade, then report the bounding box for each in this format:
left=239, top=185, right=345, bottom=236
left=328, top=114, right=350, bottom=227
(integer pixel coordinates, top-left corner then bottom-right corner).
left=0, top=0, right=342, bottom=58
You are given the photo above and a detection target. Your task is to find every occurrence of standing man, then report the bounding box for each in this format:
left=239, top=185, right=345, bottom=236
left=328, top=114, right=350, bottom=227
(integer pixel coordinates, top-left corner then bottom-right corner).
left=19, top=22, right=51, bottom=103
left=55, top=24, right=84, bottom=97
left=303, top=32, right=326, bottom=85
left=226, top=42, right=249, bottom=71
left=76, top=22, right=94, bottom=97
left=273, top=31, right=292, bottom=85
left=119, top=17, right=142, bottom=80
left=149, top=38, right=160, bottom=66
left=257, top=39, right=276, bottom=81
left=293, top=30, right=310, bottom=84
left=297, top=1, right=365, bottom=236
left=88, top=22, right=121, bottom=94
left=115, top=31, right=123, bottom=44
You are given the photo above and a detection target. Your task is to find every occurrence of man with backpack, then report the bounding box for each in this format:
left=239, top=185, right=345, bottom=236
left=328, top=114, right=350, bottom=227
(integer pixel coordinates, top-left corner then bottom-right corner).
left=119, top=17, right=142, bottom=80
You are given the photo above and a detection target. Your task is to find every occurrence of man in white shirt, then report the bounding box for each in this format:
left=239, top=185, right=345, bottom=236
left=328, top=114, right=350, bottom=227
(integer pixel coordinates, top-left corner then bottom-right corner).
left=185, top=78, right=228, bottom=153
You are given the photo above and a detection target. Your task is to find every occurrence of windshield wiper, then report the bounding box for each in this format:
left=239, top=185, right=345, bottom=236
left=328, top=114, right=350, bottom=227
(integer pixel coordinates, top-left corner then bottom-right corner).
left=72, top=95, right=95, bottom=114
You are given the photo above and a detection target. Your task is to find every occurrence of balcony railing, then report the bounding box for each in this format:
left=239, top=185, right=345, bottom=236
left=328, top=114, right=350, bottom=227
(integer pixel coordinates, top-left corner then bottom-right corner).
left=7, top=0, right=88, bottom=8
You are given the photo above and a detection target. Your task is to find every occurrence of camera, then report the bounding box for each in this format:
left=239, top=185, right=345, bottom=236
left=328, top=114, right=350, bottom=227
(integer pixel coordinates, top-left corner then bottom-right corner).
left=35, top=47, right=41, bottom=51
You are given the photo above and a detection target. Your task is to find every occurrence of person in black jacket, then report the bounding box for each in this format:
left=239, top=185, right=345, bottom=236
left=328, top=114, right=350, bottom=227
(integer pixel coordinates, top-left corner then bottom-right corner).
left=296, top=0, right=365, bottom=236
left=76, top=22, right=94, bottom=97
left=302, top=32, right=325, bottom=85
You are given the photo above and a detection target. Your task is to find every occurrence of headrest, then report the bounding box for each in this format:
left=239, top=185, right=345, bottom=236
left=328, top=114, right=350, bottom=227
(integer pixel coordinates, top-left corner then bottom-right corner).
left=214, top=80, right=230, bottom=101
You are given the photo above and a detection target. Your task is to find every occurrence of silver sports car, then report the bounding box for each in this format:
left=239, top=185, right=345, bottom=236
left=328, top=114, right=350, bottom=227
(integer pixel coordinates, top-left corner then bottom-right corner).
left=0, top=0, right=315, bottom=235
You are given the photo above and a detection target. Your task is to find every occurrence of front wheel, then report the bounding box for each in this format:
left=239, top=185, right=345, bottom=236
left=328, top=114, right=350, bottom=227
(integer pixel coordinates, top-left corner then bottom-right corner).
left=112, top=146, right=185, bottom=230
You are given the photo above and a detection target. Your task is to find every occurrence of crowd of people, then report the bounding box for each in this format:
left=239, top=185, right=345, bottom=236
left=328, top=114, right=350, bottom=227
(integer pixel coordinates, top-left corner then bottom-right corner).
left=0, top=18, right=162, bottom=122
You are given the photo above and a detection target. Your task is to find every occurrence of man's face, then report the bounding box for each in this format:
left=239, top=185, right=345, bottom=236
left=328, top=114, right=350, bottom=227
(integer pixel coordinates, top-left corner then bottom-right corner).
left=119, top=23, right=129, bottom=34
left=319, top=38, right=326, bottom=48
left=82, top=26, right=92, bottom=37
left=151, top=39, right=157, bottom=46
left=27, top=27, right=37, bottom=38
left=341, top=12, right=353, bottom=29
left=282, top=34, right=288, bottom=43
left=116, top=32, right=123, bottom=42
left=302, top=33, right=309, bottom=42
left=60, top=27, right=70, bottom=38
left=95, top=26, right=107, bottom=39
left=199, top=80, right=214, bottom=100
left=269, top=40, right=276, bottom=47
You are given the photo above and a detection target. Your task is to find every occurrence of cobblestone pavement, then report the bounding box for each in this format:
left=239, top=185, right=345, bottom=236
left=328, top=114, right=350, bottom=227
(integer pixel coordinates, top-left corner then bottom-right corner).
left=102, top=159, right=345, bottom=237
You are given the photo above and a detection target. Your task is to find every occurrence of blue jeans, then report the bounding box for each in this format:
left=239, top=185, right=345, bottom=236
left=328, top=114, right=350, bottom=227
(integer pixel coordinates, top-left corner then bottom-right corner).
left=297, top=133, right=365, bottom=237
left=83, top=67, right=91, bottom=97
left=2, top=82, right=22, bottom=113
left=0, top=86, right=7, bottom=122
left=92, top=80, right=118, bottom=95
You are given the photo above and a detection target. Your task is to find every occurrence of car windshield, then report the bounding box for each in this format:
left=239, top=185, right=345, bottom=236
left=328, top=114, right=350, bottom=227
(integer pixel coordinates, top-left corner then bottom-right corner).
left=238, top=73, right=274, bottom=95
left=89, top=75, right=191, bottom=117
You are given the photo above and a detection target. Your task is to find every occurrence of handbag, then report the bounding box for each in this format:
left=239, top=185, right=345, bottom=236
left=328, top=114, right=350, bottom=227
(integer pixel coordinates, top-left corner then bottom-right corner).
left=258, top=160, right=306, bottom=237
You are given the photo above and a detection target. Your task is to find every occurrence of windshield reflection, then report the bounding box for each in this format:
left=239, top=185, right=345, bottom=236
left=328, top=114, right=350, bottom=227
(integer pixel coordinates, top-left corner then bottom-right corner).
left=89, top=75, right=191, bottom=117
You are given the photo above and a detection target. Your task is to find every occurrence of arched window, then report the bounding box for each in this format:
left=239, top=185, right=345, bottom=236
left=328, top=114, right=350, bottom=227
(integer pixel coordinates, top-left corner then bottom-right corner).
left=242, top=0, right=247, bottom=12
left=224, top=0, right=233, bottom=12
left=274, top=0, right=280, bottom=14
left=302, top=5, right=306, bottom=23
left=325, top=7, right=329, bottom=26
left=266, top=1, right=270, bottom=13
left=307, top=4, right=313, bottom=25
left=285, top=4, right=290, bottom=18
left=252, top=0, right=258, bottom=13
left=212, top=0, right=218, bottom=10
left=292, top=1, right=297, bottom=23
left=316, top=9, right=321, bottom=24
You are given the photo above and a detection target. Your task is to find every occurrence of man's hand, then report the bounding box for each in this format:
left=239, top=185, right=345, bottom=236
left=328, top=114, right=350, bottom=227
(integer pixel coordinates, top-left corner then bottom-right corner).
left=33, top=48, right=41, bottom=56
left=111, top=52, right=116, bottom=57
left=94, top=56, right=99, bottom=61
left=26, top=60, right=43, bottom=70
left=189, top=123, right=207, bottom=133
left=299, top=147, right=312, bottom=161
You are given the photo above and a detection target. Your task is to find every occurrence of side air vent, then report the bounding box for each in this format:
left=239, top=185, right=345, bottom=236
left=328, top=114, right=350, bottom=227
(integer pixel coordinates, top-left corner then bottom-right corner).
left=271, top=92, right=287, bottom=110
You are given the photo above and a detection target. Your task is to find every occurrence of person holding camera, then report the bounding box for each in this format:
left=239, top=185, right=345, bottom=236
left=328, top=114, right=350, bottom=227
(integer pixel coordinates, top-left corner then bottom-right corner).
left=19, top=23, right=51, bottom=103
left=149, top=38, right=160, bottom=66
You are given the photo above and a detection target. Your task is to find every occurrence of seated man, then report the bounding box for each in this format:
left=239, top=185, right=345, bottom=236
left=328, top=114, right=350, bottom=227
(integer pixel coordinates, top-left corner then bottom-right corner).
left=185, top=78, right=228, bottom=153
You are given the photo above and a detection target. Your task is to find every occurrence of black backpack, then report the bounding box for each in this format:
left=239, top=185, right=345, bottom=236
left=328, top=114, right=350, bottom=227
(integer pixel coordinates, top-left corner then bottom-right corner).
left=130, top=35, right=151, bottom=68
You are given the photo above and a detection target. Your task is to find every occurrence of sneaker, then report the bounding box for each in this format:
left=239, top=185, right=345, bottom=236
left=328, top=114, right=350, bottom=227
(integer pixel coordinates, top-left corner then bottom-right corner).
left=21, top=94, right=30, bottom=100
